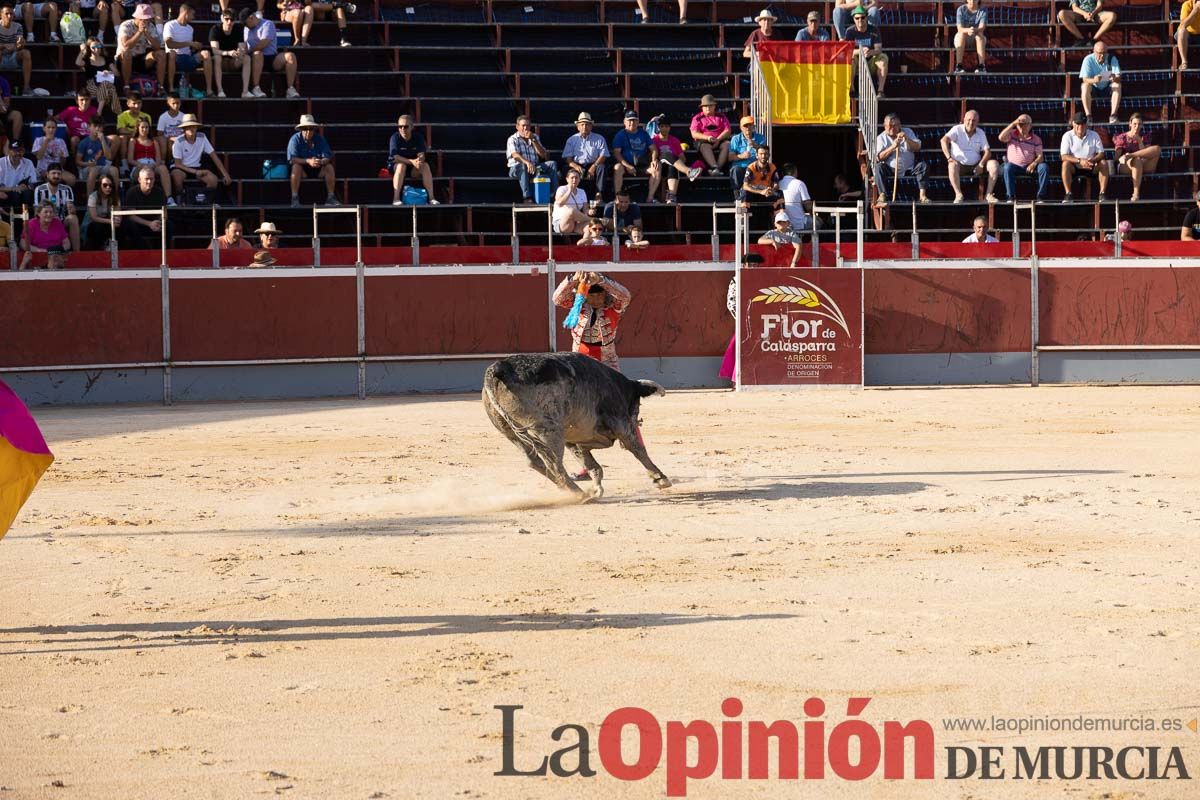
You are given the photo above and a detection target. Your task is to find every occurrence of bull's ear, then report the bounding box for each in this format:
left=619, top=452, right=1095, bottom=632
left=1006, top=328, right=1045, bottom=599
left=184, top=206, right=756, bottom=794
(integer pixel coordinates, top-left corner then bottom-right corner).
left=635, top=379, right=666, bottom=398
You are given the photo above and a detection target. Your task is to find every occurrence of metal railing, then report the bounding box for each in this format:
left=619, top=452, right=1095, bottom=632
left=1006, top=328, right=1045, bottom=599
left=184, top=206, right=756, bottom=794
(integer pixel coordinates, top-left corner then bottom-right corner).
left=749, top=46, right=773, bottom=152
left=857, top=50, right=879, bottom=202
left=510, top=204, right=554, bottom=265
left=812, top=202, right=865, bottom=268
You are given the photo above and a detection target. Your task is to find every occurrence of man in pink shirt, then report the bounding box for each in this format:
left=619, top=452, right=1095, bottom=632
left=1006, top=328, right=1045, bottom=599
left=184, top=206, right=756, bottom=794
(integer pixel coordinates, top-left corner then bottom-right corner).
left=997, top=114, right=1048, bottom=202
left=690, top=93, right=731, bottom=175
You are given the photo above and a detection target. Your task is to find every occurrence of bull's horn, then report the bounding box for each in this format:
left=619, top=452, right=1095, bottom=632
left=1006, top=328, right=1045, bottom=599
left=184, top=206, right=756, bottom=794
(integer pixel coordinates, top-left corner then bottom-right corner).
left=636, top=379, right=666, bottom=398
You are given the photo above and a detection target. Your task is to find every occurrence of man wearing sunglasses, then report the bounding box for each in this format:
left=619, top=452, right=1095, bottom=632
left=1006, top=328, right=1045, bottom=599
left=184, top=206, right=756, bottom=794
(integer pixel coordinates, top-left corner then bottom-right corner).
left=389, top=114, right=438, bottom=205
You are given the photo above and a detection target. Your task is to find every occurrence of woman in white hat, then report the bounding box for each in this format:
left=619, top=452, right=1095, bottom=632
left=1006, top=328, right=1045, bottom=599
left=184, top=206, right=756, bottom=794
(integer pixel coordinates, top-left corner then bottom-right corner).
left=743, top=9, right=781, bottom=58
left=634, top=0, right=687, bottom=24
left=254, top=221, right=282, bottom=249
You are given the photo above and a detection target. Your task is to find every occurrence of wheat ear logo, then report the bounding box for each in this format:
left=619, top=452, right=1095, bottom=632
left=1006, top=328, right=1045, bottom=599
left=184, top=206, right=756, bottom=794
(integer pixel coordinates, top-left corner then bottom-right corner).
left=751, top=276, right=852, bottom=336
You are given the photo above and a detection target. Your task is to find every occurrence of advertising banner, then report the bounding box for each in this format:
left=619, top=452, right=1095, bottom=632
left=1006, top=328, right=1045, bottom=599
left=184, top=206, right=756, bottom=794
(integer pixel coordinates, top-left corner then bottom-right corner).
left=738, top=268, right=864, bottom=387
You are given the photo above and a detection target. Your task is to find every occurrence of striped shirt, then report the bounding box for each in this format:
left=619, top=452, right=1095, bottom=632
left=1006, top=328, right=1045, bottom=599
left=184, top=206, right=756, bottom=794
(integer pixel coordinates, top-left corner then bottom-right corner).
left=34, top=183, right=76, bottom=219
left=0, top=21, right=23, bottom=49
left=506, top=132, right=544, bottom=168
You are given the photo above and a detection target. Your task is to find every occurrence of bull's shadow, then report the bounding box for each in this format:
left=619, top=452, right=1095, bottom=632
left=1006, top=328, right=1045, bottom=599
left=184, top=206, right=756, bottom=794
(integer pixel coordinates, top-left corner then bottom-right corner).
left=633, top=479, right=930, bottom=505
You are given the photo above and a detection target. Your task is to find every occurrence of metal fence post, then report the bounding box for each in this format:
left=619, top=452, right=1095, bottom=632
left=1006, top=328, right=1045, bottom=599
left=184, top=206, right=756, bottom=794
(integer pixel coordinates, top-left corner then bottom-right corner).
left=210, top=206, right=219, bottom=268
left=410, top=205, right=419, bottom=266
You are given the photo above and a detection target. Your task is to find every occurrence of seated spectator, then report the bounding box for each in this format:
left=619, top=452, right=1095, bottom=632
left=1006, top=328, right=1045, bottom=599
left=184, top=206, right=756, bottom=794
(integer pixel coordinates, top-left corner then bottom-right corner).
left=796, top=10, right=830, bottom=41
left=1179, top=190, right=1200, bottom=240
left=115, top=90, right=151, bottom=141
left=779, top=163, right=822, bottom=234
left=287, top=113, right=337, bottom=207
left=57, top=90, right=97, bottom=154
left=164, top=4, right=213, bottom=96
left=552, top=168, right=589, bottom=235
left=611, top=110, right=654, bottom=198
left=601, top=189, right=641, bottom=236
left=170, top=114, right=230, bottom=204
left=120, top=164, right=167, bottom=249
left=1059, top=111, right=1108, bottom=203
left=625, top=224, right=649, bottom=249
left=82, top=172, right=119, bottom=250
left=647, top=119, right=699, bottom=204
left=15, top=0, right=59, bottom=42
left=953, top=0, right=987, bottom=73
left=690, top=94, right=731, bottom=175
left=306, top=0, right=355, bottom=48
left=156, top=90, right=184, bottom=153
left=389, top=114, right=438, bottom=205
left=506, top=114, right=558, bottom=204
left=76, top=37, right=119, bottom=114
left=0, top=74, right=23, bottom=144
left=743, top=8, right=781, bottom=59
left=634, top=0, right=687, bottom=25
left=940, top=109, right=998, bottom=203
left=20, top=202, right=69, bottom=270
left=32, top=118, right=74, bottom=186
left=739, top=145, right=780, bottom=205
left=124, top=118, right=172, bottom=204
left=1079, top=41, right=1121, bottom=124
left=758, top=211, right=804, bottom=266
left=873, top=113, right=928, bottom=206
left=833, top=0, right=878, bottom=40
left=75, top=117, right=118, bottom=197
left=1113, top=112, right=1159, bottom=202
left=33, top=164, right=80, bottom=251
left=1058, top=0, right=1115, bottom=44
left=562, top=112, right=608, bottom=195
left=997, top=114, right=1049, bottom=202
left=72, top=0, right=114, bottom=45
left=845, top=7, right=887, bottom=96
left=963, top=215, right=998, bottom=242
left=255, top=220, right=281, bottom=249
left=0, top=7, right=33, bottom=90
left=0, top=141, right=36, bottom=211
left=241, top=8, right=299, bottom=98
left=208, top=216, right=252, bottom=249
left=729, top=115, right=766, bottom=190
left=1177, top=0, right=1200, bottom=69
left=209, top=9, right=249, bottom=98
left=116, top=4, right=165, bottom=88
left=278, top=0, right=310, bottom=47
left=576, top=218, right=608, bottom=247
left=834, top=173, right=863, bottom=201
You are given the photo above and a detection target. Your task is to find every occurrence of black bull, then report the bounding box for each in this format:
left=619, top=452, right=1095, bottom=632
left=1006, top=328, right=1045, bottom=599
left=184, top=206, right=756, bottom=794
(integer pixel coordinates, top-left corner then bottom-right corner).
left=482, top=353, right=672, bottom=500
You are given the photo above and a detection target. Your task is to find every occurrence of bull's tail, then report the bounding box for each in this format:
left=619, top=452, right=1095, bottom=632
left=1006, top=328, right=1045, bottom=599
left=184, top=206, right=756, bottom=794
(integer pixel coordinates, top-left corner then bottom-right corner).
left=635, top=379, right=666, bottom=399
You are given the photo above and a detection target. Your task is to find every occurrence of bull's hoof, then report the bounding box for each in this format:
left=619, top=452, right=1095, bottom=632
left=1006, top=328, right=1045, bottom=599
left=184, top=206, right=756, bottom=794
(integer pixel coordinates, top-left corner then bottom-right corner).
left=653, top=476, right=672, bottom=490
left=580, top=485, right=604, bottom=504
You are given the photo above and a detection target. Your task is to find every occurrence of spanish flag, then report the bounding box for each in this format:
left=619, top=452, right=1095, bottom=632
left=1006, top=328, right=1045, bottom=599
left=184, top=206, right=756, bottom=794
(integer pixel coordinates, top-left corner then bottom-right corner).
left=0, top=379, right=53, bottom=541
left=757, top=41, right=854, bottom=125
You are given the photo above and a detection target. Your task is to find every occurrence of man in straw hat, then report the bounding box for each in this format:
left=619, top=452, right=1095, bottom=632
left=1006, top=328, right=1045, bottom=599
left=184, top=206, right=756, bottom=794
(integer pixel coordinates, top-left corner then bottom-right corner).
left=169, top=113, right=231, bottom=204
left=287, top=113, right=338, bottom=207
left=561, top=111, right=608, bottom=196
left=115, top=4, right=166, bottom=88
left=743, top=8, right=781, bottom=59
left=255, top=220, right=281, bottom=249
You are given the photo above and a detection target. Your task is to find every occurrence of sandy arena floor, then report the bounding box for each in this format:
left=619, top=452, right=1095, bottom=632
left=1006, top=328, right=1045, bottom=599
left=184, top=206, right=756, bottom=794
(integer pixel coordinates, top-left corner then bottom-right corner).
left=1, top=386, right=1198, bottom=799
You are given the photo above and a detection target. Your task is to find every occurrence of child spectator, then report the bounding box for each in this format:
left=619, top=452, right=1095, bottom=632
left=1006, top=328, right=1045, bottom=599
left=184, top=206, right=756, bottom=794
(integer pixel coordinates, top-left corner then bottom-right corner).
left=75, top=117, right=118, bottom=197
left=156, top=90, right=184, bottom=149
left=648, top=119, right=700, bottom=204
left=576, top=219, right=608, bottom=246
left=57, top=90, right=97, bottom=154
left=625, top=224, right=649, bottom=249
left=32, top=118, right=73, bottom=185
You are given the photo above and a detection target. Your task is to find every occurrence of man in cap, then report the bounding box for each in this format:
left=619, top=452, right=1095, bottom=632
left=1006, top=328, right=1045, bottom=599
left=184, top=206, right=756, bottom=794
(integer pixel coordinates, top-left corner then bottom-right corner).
left=287, top=114, right=338, bottom=207
left=873, top=113, right=928, bottom=206
left=953, top=0, right=988, bottom=73
left=208, top=7, right=250, bottom=98
left=758, top=211, right=804, bottom=266
left=1059, top=111, right=1108, bottom=203
left=506, top=114, right=557, bottom=203
left=208, top=216, right=252, bottom=250
left=729, top=115, right=766, bottom=190
left=1078, top=40, right=1121, bottom=124
left=389, top=113, right=439, bottom=205
left=241, top=7, right=299, bottom=99
left=561, top=111, right=609, bottom=195
left=997, top=114, right=1048, bottom=202
left=845, top=6, right=887, bottom=96
left=116, top=3, right=165, bottom=88
left=0, top=140, right=36, bottom=211
left=255, top=221, right=281, bottom=249
left=163, top=3, right=213, bottom=96
left=963, top=215, right=998, bottom=243
left=833, top=0, right=878, bottom=40
left=611, top=110, right=654, bottom=198
left=743, top=8, right=781, bottom=58
left=796, top=10, right=830, bottom=41
left=170, top=114, right=231, bottom=204
left=940, top=109, right=998, bottom=203
left=690, top=94, right=731, bottom=175
left=33, top=162, right=79, bottom=251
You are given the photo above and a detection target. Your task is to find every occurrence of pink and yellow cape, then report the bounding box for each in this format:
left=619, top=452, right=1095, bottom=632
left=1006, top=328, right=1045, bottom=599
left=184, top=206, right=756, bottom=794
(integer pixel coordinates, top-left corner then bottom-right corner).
left=0, top=379, right=53, bottom=540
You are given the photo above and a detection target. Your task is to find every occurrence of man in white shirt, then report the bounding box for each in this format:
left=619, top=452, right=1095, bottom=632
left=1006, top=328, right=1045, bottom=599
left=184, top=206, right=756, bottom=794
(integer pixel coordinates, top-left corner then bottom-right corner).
left=1059, top=111, right=1108, bottom=202
left=778, top=163, right=822, bottom=233
left=169, top=114, right=231, bottom=203
left=163, top=4, right=213, bottom=96
left=33, top=163, right=79, bottom=251
left=941, top=109, right=998, bottom=204
left=873, top=112, right=928, bottom=205
left=0, top=140, right=36, bottom=210
left=963, top=215, right=998, bottom=243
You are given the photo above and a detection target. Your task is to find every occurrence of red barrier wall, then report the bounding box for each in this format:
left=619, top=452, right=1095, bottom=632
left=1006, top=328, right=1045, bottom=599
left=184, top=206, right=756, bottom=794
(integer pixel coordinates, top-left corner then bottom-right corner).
left=1039, top=267, right=1200, bottom=347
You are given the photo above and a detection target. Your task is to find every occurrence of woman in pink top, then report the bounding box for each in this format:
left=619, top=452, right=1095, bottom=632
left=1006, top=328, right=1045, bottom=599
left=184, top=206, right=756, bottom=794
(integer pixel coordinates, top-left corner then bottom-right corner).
left=649, top=119, right=702, bottom=203
left=689, top=94, right=732, bottom=175
left=21, top=202, right=70, bottom=270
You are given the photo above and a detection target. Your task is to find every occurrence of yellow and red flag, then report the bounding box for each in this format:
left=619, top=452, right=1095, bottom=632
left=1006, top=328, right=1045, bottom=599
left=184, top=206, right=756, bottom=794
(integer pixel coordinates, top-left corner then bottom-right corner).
left=757, top=41, right=854, bottom=125
left=0, top=379, right=53, bottom=541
